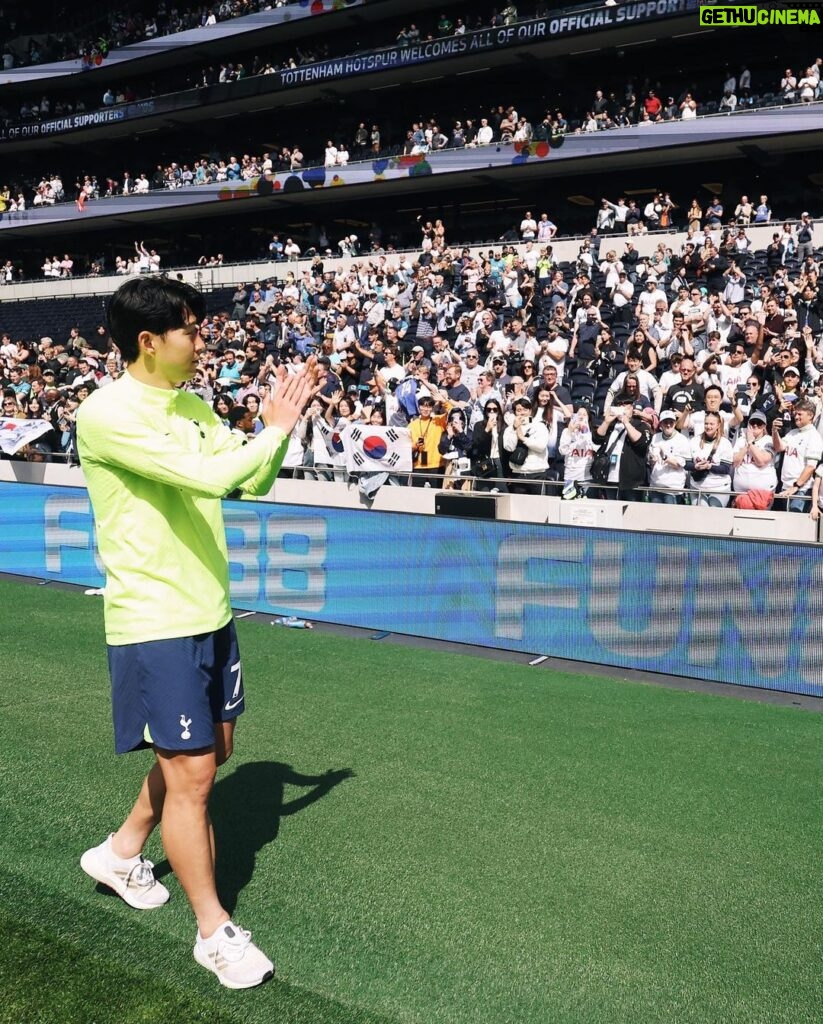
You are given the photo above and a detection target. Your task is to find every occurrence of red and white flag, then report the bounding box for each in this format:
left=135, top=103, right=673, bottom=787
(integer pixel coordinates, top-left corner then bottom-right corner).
left=0, top=418, right=53, bottom=456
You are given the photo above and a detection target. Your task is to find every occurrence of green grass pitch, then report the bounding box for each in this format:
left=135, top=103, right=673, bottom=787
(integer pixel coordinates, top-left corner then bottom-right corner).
left=0, top=577, right=821, bottom=1024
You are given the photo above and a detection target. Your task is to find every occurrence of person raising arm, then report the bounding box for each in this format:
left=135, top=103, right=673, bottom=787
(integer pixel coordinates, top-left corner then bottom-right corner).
left=76, top=276, right=316, bottom=990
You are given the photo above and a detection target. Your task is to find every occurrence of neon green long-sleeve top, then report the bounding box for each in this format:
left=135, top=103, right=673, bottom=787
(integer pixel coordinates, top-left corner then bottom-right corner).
left=76, top=371, right=287, bottom=645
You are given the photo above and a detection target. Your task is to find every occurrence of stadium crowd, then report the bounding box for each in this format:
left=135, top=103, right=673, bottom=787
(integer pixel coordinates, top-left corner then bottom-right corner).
left=3, top=202, right=823, bottom=513
left=1, top=0, right=306, bottom=71
left=2, top=37, right=821, bottom=219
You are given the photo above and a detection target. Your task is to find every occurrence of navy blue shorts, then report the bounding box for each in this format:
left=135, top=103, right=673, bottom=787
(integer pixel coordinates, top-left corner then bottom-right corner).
left=107, top=620, right=245, bottom=754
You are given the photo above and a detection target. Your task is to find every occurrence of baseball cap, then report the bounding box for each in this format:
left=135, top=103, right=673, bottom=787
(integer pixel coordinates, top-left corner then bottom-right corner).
left=748, top=410, right=767, bottom=425
left=412, top=345, right=424, bottom=354
left=659, top=410, right=677, bottom=423
left=782, top=366, right=800, bottom=377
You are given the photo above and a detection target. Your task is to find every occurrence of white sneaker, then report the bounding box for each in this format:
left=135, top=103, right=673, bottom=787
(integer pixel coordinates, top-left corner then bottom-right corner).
left=193, top=921, right=275, bottom=989
left=80, top=834, right=170, bottom=910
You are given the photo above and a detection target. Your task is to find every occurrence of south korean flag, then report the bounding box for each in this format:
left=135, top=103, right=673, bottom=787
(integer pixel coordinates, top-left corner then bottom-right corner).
left=0, top=418, right=53, bottom=456
left=343, top=424, right=412, bottom=473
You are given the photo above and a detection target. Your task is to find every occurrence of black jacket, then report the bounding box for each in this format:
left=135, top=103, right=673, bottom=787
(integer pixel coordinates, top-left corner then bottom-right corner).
left=597, top=416, right=652, bottom=489
left=471, top=420, right=506, bottom=464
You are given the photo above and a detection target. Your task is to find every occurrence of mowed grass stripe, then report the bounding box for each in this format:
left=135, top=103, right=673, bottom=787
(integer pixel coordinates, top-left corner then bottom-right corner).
left=0, top=864, right=396, bottom=1024
left=0, top=578, right=821, bottom=1023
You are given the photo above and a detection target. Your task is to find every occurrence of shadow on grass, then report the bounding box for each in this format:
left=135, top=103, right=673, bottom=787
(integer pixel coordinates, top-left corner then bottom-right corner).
left=204, top=762, right=354, bottom=914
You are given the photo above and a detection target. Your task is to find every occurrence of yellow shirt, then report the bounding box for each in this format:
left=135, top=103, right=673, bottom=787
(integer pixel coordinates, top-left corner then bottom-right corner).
left=76, top=371, right=287, bottom=644
left=409, top=411, right=448, bottom=469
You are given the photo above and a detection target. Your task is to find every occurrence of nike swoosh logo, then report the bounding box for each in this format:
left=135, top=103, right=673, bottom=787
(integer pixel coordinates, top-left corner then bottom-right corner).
left=224, top=697, right=244, bottom=711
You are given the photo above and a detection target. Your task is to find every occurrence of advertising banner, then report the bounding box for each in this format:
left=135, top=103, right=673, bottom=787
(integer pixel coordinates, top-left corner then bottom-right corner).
left=1, top=481, right=820, bottom=696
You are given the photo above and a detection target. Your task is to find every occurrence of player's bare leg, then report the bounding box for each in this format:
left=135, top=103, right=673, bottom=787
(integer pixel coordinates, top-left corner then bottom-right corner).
left=111, top=761, right=166, bottom=859
left=112, top=720, right=234, bottom=863
left=156, top=733, right=272, bottom=988
left=80, top=760, right=170, bottom=909
left=154, top=745, right=227, bottom=936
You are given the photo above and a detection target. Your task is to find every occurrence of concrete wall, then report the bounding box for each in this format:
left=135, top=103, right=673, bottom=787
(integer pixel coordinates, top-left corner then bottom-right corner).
left=1, top=220, right=817, bottom=304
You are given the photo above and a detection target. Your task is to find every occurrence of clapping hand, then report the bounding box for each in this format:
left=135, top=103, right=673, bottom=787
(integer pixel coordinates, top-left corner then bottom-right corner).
left=261, top=355, right=319, bottom=435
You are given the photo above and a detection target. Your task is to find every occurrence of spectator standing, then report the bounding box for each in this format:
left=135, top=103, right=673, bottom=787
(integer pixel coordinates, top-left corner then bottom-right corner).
left=558, top=405, right=595, bottom=490
left=503, top=395, right=550, bottom=494
left=754, top=195, right=772, bottom=223
left=594, top=401, right=653, bottom=501
left=772, top=399, right=822, bottom=510
left=687, top=411, right=734, bottom=506
left=780, top=68, right=797, bottom=102
left=648, top=409, right=691, bottom=503
left=438, top=407, right=472, bottom=490
left=408, top=393, right=448, bottom=486
left=470, top=398, right=507, bottom=491
left=687, top=198, right=703, bottom=233
left=705, top=196, right=724, bottom=227
left=796, top=213, right=815, bottom=262
left=537, top=213, right=557, bottom=242
left=731, top=411, right=777, bottom=504
left=519, top=211, right=537, bottom=241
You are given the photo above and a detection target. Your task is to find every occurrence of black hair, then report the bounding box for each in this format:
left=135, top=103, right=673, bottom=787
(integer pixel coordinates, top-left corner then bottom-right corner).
left=213, top=393, right=234, bottom=414
left=227, top=405, right=251, bottom=428
left=107, top=276, right=206, bottom=363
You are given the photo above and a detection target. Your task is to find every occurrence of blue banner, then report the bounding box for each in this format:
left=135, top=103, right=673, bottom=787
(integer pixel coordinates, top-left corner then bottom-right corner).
left=0, top=481, right=820, bottom=696
left=277, top=0, right=699, bottom=88
left=0, top=1, right=698, bottom=142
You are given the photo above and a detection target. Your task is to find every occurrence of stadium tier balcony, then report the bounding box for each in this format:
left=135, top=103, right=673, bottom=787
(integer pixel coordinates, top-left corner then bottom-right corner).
left=0, top=102, right=819, bottom=245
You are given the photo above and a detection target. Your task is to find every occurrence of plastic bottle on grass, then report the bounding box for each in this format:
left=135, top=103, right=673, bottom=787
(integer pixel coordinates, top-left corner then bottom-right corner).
left=272, top=616, right=313, bottom=629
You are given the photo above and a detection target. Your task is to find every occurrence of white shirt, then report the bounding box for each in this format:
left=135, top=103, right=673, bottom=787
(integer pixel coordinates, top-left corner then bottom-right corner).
left=684, top=409, right=734, bottom=440
left=732, top=433, right=777, bottom=492
left=718, top=361, right=753, bottom=392
left=503, top=418, right=550, bottom=473
left=779, top=424, right=823, bottom=487
left=613, top=280, right=634, bottom=308
left=606, top=369, right=659, bottom=407
left=689, top=434, right=734, bottom=493
left=333, top=325, right=356, bottom=352
left=649, top=428, right=691, bottom=490
left=599, top=259, right=624, bottom=291
left=539, top=338, right=569, bottom=378
left=637, top=287, right=668, bottom=316
left=558, top=422, right=594, bottom=481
